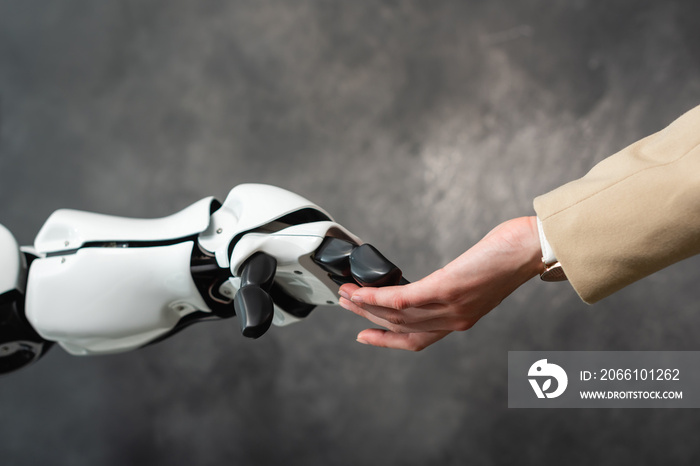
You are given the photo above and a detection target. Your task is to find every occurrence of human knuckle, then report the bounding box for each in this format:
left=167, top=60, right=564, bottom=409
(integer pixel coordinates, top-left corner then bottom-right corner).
left=454, top=320, right=474, bottom=332
left=407, top=343, right=426, bottom=352
left=385, top=313, right=407, bottom=326
left=390, top=296, right=411, bottom=310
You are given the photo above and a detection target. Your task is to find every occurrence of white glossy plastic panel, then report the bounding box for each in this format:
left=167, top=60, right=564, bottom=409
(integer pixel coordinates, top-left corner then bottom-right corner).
left=25, top=242, right=210, bottom=355
left=223, top=184, right=332, bottom=233
left=34, top=197, right=216, bottom=254
left=228, top=221, right=360, bottom=275
left=0, top=224, right=25, bottom=294
left=198, top=204, right=240, bottom=267
left=198, top=184, right=333, bottom=267
left=230, top=221, right=361, bottom=307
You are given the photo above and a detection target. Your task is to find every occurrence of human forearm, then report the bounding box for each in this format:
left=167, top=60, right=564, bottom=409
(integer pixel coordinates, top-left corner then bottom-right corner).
left=535, top=104, right=700, bottom=303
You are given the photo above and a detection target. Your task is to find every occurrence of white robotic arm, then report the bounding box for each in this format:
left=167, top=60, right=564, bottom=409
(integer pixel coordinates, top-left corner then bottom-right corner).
left=0, top=184, right=406, bottom=374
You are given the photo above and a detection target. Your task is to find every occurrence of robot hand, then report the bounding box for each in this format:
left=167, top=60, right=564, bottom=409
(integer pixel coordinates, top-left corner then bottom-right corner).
left=0, top=184, right=406, bottom=374
left=233, top=238, right=405, bottom=338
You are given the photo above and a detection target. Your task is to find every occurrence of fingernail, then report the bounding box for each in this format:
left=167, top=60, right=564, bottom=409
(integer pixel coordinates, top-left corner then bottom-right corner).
left=338, top=289, right=350, bottom=300
left=356, top=338, right=368, bottom=345
left=351, top=295, right=363, bottom=304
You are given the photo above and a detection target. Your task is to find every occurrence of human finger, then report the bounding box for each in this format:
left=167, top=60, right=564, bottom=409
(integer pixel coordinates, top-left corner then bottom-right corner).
left=338, top=282, right=361, bottom=300
left=355, top=328, right=451, bottom=351
left=339, top=297, right=409, bottom=332
left=339, top=297, right=458, bottom=333
left=348, top=279, right=436, bottom=311
left=343, top=296, right=446, bottom=323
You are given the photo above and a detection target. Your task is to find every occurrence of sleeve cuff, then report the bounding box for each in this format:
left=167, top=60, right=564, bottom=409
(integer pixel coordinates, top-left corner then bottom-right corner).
left=536, top=216, right=557, bottom=265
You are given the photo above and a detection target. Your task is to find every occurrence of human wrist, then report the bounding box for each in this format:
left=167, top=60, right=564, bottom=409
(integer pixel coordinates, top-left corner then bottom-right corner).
left=521, top=216, right=546, bottom=278
left=472, top=216, right=545, bottom=282
left=439, top=216, right=545, bottom=289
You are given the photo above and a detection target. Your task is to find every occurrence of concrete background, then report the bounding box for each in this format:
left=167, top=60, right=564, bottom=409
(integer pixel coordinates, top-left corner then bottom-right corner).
left=1, top=1, right=699, bottom=464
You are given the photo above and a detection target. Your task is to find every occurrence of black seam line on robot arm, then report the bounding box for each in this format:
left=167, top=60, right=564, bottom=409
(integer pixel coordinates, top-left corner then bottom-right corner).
left=226, top=208, right=332, bottom=275
left=44, top=207, right=331, bottom=258
left=41, top=198, right=225, bottom=258
left=44, top=235, right=201, bottom=257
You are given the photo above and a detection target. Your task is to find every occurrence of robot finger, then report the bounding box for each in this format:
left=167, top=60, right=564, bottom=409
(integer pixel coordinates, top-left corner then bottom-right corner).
left=349, top=244, right=407, bottom=287
left=312, top=237, right=408, bottom=288
left=234, top=252, right=277, bottom=338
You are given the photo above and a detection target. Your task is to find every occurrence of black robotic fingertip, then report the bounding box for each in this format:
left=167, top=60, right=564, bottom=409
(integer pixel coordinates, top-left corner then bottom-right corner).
left=235, top=252, right=277, bottom=339
left=311, top=237, right=355, bottom=277
left=349, top=244, right=403, bottom=287
left=239, top=252, right=277, bottom=289
left=234, top=286, right=274, bottom=339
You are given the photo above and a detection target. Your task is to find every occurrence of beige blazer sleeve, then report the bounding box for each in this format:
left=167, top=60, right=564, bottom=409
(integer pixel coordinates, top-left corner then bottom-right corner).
left=534, top=104, right=700, bottom=304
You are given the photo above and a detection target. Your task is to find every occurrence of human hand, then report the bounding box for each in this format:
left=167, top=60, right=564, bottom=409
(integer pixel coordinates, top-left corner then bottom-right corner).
left=338, top=217, right=544, bottom=351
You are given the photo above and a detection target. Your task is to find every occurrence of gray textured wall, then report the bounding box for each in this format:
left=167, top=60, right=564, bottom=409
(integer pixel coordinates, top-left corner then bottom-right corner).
left=1, top=1, right=699, bottom=465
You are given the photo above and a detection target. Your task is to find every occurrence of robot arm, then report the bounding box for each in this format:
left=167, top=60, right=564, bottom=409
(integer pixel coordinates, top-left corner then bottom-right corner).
left=0, top=184, right=405, bottom=374
left=198, top=184, right=404, bottom=338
